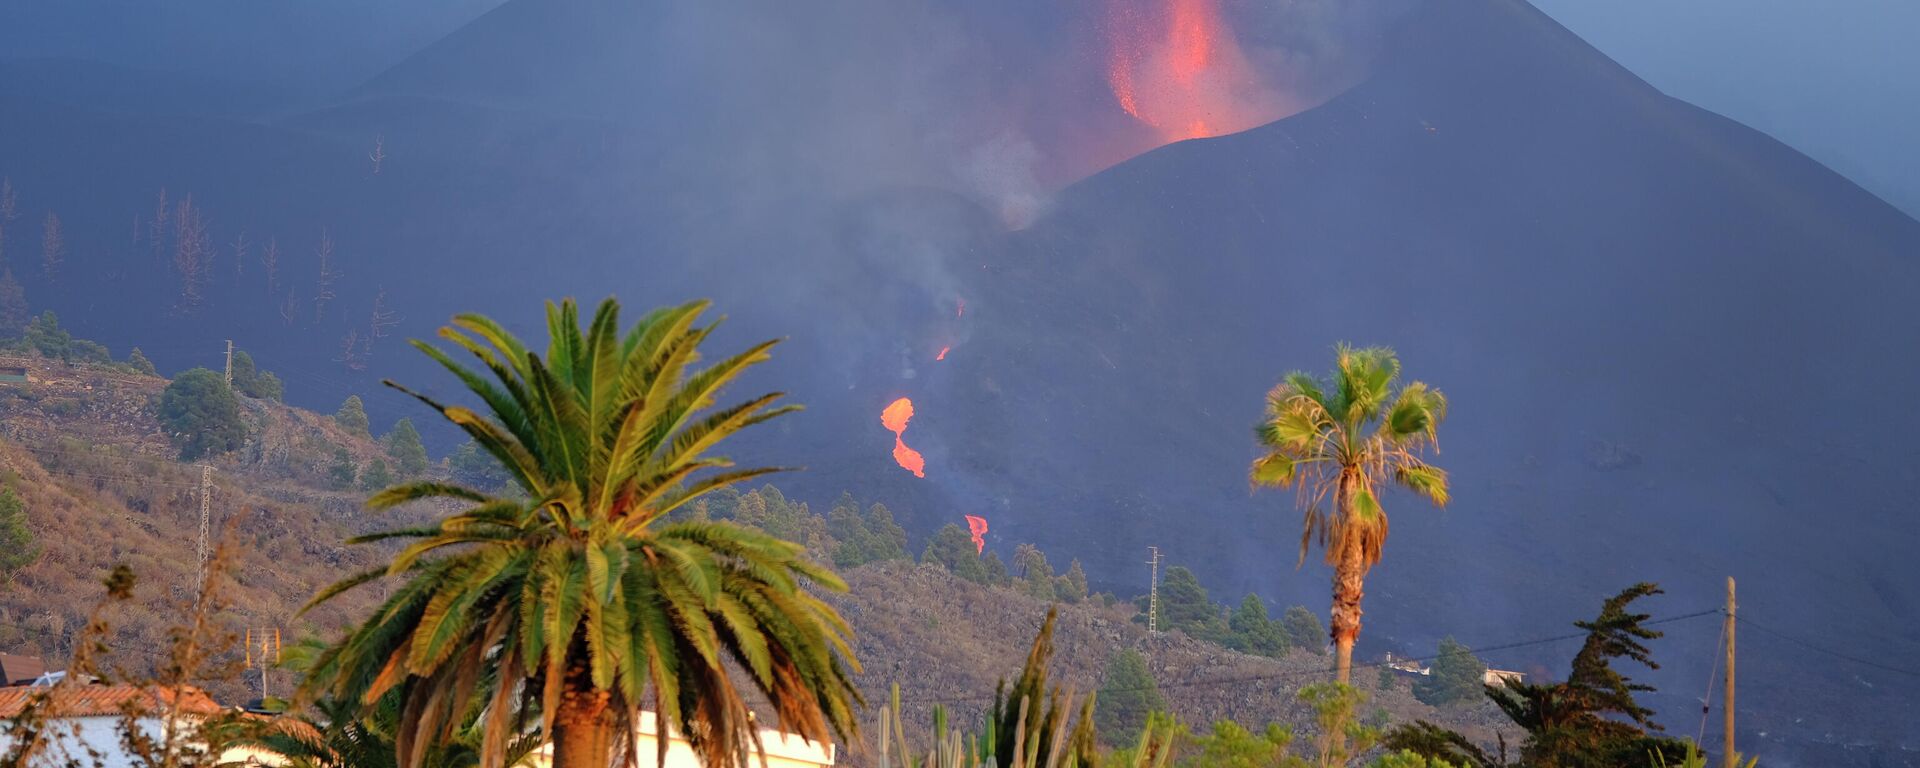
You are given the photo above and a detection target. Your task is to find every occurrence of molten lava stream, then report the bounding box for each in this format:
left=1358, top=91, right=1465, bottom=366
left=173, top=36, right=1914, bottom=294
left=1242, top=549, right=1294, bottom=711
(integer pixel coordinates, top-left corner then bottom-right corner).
left=964, top=515, right=989, bottom=554
left=936, top=346, right=950, bottom=361
left=881, top=397, right=926, bottom=478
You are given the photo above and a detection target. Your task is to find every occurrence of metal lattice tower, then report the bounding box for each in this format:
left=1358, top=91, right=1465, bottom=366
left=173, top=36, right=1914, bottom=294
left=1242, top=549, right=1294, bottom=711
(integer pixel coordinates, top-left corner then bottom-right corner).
left=196, top=465, right=213, bottom=587
left=222, top=339, right=234, bottom=385
left=1146, top=546, right=1162, bottom=633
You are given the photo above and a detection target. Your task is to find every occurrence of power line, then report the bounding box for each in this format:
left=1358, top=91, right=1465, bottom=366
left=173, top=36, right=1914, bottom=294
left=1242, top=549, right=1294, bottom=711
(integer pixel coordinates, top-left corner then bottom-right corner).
left=1734, top=615, right=1920, bottom=678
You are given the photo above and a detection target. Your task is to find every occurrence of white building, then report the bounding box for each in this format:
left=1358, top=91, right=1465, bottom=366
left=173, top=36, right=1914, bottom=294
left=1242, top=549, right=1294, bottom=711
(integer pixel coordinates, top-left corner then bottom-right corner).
left=525, top=712, right=835, bottom=768
left=0, top=684, right=226, bottom=768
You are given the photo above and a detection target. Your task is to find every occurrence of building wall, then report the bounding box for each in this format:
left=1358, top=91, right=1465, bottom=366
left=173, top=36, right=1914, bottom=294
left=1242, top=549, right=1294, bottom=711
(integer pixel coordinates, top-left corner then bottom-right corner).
left=525, top=712, right=834, bottom=768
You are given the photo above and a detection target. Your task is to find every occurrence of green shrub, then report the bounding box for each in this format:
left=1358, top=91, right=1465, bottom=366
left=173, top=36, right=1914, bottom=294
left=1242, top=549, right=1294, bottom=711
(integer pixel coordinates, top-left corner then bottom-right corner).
left=157, top=368, right=246, bottom=460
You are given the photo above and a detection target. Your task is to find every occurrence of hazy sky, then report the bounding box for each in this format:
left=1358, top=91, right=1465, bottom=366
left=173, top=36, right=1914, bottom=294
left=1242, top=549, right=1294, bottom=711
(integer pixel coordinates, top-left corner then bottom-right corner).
left=1532, top=0, right=1920, bottom=217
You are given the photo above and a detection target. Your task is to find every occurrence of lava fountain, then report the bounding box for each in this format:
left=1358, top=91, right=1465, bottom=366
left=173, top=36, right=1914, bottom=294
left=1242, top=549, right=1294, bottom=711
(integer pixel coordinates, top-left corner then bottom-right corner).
left=881, top=397, right=926, bottom=478
left=964, top=514, right=989, bottom=554
left=1104, top=0, right=1293, bottom=144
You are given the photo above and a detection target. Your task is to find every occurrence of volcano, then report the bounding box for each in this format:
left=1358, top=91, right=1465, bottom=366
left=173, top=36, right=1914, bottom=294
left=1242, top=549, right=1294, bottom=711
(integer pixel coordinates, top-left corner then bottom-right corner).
left=0, top=0, right=1916, bottom=761
left=944, top=0, right=1920, bottom=759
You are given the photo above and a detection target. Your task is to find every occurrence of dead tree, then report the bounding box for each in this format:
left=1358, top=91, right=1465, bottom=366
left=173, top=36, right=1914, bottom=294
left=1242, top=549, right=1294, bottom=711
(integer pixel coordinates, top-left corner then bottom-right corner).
left=365, top=288, right=402, bottom=361
left=336, top=328, right=368, bottom=371
left=230, top=231, right=249, bottom=278
left=369, top=134, right=387, bottom=175
left=313, top=228, right=339, bottom=321
left=279, top=286, right=299, bottom=325
left=261, top=237, right=280, bottom=296
left=0, top=178, right=15, bottom=269
left=0, top=178, right=16, bottom=224
left=150, top=188, right=170, bottom=263
left=40, top=212, right=63, bottom=281
left=173, top=195, right=212, bottom=310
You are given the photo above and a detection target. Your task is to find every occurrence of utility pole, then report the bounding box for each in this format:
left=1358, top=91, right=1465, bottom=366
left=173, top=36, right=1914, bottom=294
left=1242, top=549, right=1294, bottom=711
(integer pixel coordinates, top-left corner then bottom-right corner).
left=1145, top=546, right=1162, bottom=634
left=1723, top=577, right=1737, bottom=768
left=223, top=339, right=234, bottom=385
left=196, top=466, right=213, bottom=589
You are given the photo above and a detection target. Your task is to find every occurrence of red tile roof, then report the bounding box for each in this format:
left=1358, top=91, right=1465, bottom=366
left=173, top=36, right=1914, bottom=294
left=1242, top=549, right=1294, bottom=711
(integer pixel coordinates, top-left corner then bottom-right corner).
left=0, top=685, right=223, bottom=718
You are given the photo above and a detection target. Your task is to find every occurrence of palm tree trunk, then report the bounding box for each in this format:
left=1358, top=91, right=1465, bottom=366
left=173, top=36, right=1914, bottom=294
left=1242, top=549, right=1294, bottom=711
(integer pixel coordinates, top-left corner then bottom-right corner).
left=551, top=667, right=616, bottom=768
left=1330, top=471, right=1365, bottom=684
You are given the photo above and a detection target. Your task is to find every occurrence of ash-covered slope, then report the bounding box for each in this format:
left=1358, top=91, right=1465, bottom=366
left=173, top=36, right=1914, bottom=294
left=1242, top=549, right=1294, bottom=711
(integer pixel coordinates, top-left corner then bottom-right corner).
left=0, top=0, right=1914, bottom=759
left=910, top=0, right=1917, bottom=761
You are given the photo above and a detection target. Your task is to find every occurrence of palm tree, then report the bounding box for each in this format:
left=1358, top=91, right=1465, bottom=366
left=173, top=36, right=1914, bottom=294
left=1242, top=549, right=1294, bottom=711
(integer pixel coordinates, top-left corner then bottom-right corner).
left=1248, top=344, right=1449, bottom=683
left=301, top=298, right=862, bottom=768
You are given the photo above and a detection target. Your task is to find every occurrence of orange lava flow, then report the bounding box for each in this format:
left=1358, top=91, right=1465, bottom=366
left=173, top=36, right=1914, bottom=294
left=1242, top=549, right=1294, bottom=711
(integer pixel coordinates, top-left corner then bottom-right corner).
left=1104, top=0, right=1290, bottom=144
left=882, top=397, right=926, bottom=478
left=964, top=514, right=989, bottom=554
left=936, top=346, right=950, bottom=361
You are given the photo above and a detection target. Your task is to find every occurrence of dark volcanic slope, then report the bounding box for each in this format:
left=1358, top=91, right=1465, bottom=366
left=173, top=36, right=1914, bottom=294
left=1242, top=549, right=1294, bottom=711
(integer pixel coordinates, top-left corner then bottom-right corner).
left=1, top=0, right=1915, bottom=761
left=934, top=0, right=1919, bottom=760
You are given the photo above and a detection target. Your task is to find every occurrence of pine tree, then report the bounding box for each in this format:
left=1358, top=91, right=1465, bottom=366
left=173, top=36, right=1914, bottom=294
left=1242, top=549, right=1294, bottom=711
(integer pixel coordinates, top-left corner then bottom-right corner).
left=922, top=522, right=992, bottom=584
left=1413, top=637, right=1485, bottom=707
left=334, top=395, right=370, bottom=437
left=327, top=448, right=357, bottom=490
left=1137, top=566, right=1228, bottom=643
left=1058, top=560, right=1090, bottom=604
left=125, top=347, right=157, bottom=376
left=359, top=458, right=393, bottom=491
left=157, top=368, right=246, bottom=460
left=1282, top=605, right=1327, bottom=655
left=382, top=417, right=429, bottom=476
left=1095, top=648, right=1165, bottom=743
left=1227, top=594, right=1290, bottom=658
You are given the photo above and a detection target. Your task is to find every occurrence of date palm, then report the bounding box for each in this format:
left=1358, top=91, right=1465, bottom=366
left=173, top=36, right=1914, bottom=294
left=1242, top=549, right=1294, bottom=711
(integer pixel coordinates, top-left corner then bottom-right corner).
left=1248, top=344, right=1448, bottom=682
left=301, top=298, right=861, bottom=768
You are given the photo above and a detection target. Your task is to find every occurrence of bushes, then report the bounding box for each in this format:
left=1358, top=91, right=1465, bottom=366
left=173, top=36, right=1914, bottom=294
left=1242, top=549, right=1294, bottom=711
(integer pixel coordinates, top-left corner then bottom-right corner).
left=0, top=486, right=40, bottom=581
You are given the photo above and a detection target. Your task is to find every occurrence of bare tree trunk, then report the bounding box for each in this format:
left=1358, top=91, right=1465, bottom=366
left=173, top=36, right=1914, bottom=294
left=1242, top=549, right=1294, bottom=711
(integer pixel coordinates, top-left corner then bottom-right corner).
left=1330, top=471, right=1365, bottom=684
left=551, top=663, right=615, bottom=768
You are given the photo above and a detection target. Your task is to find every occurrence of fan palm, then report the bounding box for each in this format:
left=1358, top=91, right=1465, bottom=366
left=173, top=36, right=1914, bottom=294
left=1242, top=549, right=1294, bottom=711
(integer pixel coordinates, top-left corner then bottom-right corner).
left=300, top=298, right=862, bottom=768
left=1248, top=344, right=1449, bottom=682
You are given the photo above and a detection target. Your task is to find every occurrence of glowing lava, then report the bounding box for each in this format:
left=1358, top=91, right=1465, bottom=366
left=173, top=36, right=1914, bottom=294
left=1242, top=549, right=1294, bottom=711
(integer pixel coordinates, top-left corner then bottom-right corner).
left=936, top=346, right=950, bottom=361
left=881, top=397, right=926, bottom=478
left=964, top=514, right=989, bottom=555
left=1104, top=0, right=1291, bottom=143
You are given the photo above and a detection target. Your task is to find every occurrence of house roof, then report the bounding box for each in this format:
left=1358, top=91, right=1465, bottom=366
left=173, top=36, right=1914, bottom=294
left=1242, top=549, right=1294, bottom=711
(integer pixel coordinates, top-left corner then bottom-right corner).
left=0, top=654, right=47, bottom=686
left=0, top=684, right=223, bottom=718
